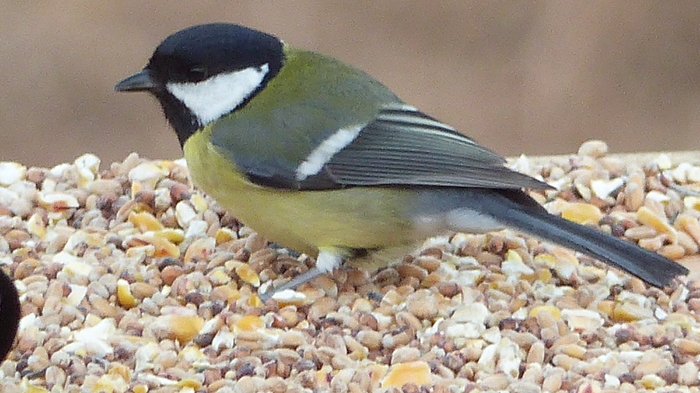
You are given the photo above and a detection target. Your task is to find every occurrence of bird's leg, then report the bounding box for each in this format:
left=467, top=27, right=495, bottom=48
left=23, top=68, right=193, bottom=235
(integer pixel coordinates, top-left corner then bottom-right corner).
left=258, top=249, right=343, bottom=302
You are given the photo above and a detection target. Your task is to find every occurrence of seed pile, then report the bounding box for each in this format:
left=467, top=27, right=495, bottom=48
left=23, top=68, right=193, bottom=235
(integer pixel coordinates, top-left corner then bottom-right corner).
left=0, top=140, right=699, bottom=392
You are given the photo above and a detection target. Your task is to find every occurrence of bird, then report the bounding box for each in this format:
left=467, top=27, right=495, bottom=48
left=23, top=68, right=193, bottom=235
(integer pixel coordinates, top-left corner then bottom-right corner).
left=0, top=268, right=20, bottom=360
left=115, top=23, right=688, bottom=299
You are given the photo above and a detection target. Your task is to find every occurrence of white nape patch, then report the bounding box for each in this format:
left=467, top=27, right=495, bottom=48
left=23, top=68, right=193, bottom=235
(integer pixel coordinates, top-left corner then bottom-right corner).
left=316, top=250, right=344, bottom=272
left=379, top=103, right=456, bottom=132
left=166, top=64, right=269, bottom=125
left=296, top=124, right=364, bottom=180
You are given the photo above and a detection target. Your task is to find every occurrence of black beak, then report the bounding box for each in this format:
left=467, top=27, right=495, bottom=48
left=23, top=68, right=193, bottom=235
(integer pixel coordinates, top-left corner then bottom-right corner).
left=115, top=70, right=157, bottom=92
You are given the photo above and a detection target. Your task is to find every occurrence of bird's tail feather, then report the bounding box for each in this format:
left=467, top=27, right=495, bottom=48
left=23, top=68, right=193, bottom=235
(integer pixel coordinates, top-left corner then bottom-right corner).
left=483, top=190, right=688, bottom=288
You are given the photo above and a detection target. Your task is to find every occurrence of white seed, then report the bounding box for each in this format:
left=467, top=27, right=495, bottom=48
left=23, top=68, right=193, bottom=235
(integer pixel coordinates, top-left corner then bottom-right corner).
left=128, top=162, right=169, bottom=189
left=0, top=162, right=26, bottom=186
left=590, top=177, right=624, bottom=199
left=175, top=201, right=198, bottom=228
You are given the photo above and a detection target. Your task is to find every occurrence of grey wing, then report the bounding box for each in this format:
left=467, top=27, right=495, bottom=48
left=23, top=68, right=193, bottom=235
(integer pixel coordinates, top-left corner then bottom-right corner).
left=297, top=103, right=551, bottom=190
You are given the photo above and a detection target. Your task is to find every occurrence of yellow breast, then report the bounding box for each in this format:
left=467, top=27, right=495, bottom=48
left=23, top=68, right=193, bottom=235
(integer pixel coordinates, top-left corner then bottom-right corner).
left=183, top=130, right=418, bottom=257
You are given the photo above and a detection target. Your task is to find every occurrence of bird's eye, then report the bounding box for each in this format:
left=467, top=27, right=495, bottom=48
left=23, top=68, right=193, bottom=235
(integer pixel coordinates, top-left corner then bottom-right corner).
left=187, top=67, right=208, bottom=81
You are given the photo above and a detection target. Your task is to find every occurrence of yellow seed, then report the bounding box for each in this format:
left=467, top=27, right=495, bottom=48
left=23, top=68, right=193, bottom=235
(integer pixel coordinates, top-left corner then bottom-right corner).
left=636, top=206, right=677, bottom=243
left=235, top=315, right=265, bottom=332
left=533, top=253, right=558, bottom=268
left=179, top=346, right=207, bottom=363
left=224, top=259, right=245, bottom=270
left=528, top=305, right=561, bottom=320
left=132, top=385, right=148, bottom=393
left=127, top=234, right=180, bottom=258
left=26, top=212, right=46, bottom=238
left=117, top=279, right=138, bottom=309
left=208, top=269, right=231, bottom=285
left=381, top=361, right=431, bottom=388
left=684, top=196, right=700, bottom=211
left=597, top=300, right=615, bottom=317
left=211, top=285, right=241, bottom=303
left=640, top=374, right=666, bottom=389
left=368, top=364, right=389, bottom=388
left=93, top=371, right=129, bottom=393
left=504, top=249, right=522, bottom=262
left=129, top=211, right=164, bottom=232
left=167, top=315, right=204, bottom=343
left=85, top=232, right=106, bottom=247
left=115, top=200, right=148, bottom=222
left=535, top=268, right=553, bottom=283
left=190, top=194, right=209, bottom=213
left=665, top=312, right=695, bottom=330
left=108, top=363, right=132, bottom=381
left=215, top=227, right=237, bottom=245
left=561, top=202, right=603, bottom=225
left=130, top=181, right=144, bottom=198
left=153, top=228, right=185, bottom=244
left=21, top=380, right=49, bottom=393
left=574, top=183, right=592, bottom=201
left=125, top=245, right=155, bottom=258
left=151, top=236, right=180, bottom=258
left=177, top=379, right=203, bottom=389
left=248, top=294, right=263, bottom=307
left=235, top=264, right=261, bottom=287
left=184, top=237, right=215, bottom=262
left=612, top=302, right=653, bottom=322
left=316, top=365, right=333, bottom=387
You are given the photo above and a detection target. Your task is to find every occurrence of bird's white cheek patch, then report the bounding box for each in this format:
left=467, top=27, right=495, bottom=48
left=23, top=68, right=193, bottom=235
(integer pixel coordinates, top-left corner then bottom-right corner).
left=296, top=125, right=364, bottom=180
left=166, top=64, right=269, bottom=126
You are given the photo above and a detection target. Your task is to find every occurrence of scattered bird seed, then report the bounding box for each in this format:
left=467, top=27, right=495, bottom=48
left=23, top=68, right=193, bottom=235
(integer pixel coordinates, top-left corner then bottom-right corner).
left=0, top=143, right=698, bottom=391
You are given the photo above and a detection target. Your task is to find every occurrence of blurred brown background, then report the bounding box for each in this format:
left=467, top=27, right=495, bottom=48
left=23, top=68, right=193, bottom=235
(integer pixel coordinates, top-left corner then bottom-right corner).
left=1, top=1, right=699, bottom=168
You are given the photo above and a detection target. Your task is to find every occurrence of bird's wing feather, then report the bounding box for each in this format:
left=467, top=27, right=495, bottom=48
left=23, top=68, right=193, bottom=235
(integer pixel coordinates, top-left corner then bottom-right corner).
left=295, top=104, right=551, bottom=191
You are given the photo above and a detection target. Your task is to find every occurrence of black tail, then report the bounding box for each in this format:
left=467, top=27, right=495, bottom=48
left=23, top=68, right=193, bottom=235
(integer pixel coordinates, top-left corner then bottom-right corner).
left=481, top=190, right=689, bottom=288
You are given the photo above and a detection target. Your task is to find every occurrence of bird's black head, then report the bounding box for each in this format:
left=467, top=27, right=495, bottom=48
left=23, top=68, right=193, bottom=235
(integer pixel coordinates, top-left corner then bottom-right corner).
left=147, top=23, right=283, bottom=85
left=116, top=23, right=284, bottom=146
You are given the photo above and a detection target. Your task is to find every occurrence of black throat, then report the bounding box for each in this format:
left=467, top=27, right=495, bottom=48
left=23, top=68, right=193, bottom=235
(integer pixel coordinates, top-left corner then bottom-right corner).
left=152, top=89, right=199, bottom=147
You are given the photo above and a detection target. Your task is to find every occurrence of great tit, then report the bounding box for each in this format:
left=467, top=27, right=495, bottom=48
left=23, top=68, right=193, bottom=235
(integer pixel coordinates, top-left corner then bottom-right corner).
left=116, top=23, right=688, bottom=299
